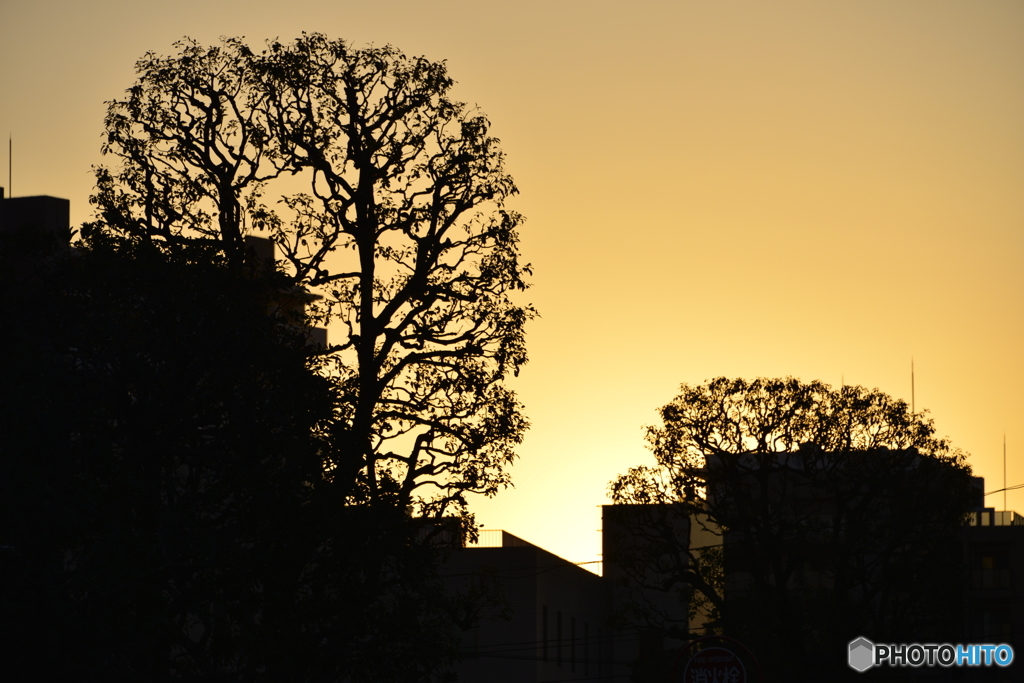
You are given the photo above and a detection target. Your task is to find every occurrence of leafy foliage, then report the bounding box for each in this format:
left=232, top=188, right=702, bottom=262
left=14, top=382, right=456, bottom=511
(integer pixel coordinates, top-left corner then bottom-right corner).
left=609, top=377, right=976, bottom=682
left=91, top=34, right=533, bottom=525
left=3, top=34, right=531, bottom=680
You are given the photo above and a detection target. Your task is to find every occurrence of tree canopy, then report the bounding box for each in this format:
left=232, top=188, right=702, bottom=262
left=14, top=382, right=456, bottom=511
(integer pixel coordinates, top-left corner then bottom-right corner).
left=2, top=33, right=531, bottom=682
left=609, top=377, right=976, bottom=682
left=90, top=33, right=533, bottom=523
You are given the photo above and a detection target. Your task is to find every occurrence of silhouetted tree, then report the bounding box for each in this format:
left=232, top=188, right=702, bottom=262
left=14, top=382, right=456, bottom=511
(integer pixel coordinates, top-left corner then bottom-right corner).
left=43, top=33, right=532, bottom=681
left=91, top=34, right=533, bottom=524
left=609, top=377, right=976, bottom=682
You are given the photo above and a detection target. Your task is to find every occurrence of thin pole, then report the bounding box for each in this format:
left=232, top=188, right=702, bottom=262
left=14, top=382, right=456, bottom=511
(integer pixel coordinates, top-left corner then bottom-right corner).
left=911, top=358, right=915, bottom=415
left=7, top=135, right=10, bottom=197
left=1004, top=434, right=1008, bottom=511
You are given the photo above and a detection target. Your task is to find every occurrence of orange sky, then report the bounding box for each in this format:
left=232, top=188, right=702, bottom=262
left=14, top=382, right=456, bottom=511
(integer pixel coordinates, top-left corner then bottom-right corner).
left=3, top=0, right=1022, bottom=571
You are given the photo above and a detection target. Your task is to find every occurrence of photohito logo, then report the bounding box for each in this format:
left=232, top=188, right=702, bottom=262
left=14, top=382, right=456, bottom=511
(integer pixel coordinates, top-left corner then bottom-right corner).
left=849, top=637, right=1014, bottom=671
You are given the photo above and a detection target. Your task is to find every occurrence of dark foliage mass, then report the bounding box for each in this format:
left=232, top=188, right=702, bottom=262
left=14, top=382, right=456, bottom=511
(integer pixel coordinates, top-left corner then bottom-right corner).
left=91, top=34, right=533, bottom=523
left=0, top=234, right=458, bottom=681
left=3, top=33, right=531, bottom=682
left=609, top=377, right=976, bottom=682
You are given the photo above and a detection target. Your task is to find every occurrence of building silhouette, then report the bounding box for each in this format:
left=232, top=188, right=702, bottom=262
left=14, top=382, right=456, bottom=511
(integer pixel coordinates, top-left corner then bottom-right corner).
left=445, top=530, right=610, bottom=682
left=0, top=190, right=326, bottom=347
left=448, top=468, right=1021, bottom=682
left=6, top=191, right=1020, bottom=680
left=963, top=504, right=1024, bottom=682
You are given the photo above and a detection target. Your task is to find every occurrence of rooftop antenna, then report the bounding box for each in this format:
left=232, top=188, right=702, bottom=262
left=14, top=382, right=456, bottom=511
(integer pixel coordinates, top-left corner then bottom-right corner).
left=1004, top=433, right=1007, bottom=511
left=7, top=135, right=10, bottom=198
left=911, top=357, right=915, bottom=415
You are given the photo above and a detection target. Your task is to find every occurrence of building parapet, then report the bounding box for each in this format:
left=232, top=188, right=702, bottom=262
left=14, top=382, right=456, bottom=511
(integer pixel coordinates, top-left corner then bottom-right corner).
left=968, top=509, right=1024, bottom=527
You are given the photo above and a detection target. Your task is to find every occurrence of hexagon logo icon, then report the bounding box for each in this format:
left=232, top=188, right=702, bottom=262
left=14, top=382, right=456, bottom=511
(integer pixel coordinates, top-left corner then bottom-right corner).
left=849, top=637, right=874, bottom=672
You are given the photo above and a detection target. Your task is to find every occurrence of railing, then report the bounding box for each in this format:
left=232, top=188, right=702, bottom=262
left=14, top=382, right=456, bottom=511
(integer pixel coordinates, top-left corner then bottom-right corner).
left=967, top=510, right=1024, bottom=526
left=468, top=529, right=506, bottom=547
left=465, top=529, right=531, bottom=548
left=971, top=568, right=1012, bottom=590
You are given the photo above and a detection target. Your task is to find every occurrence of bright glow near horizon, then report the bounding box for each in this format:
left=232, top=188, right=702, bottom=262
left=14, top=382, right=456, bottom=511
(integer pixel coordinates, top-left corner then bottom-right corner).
left=2, top=0, right=1021, bottom=572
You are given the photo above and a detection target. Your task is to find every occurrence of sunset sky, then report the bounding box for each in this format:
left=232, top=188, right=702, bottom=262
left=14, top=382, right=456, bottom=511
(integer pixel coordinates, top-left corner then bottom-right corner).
left=3, top=0, right=1022, bottom=571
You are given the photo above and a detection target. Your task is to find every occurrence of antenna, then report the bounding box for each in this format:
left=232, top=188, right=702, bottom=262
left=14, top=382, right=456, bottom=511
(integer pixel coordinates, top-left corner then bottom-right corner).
left=911, top=358, right=915, bottom=415
left=1005, top=434, right=1008, bottom=511
left=7, top=135, right=10, bottom=198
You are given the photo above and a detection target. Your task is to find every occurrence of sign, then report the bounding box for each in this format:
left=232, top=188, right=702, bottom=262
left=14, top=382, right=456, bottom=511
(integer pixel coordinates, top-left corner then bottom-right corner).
left=681, top=646, right=746, bottom=683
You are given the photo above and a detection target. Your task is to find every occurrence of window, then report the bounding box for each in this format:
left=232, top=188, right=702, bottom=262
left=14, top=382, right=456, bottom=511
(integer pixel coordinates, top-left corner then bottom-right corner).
left=972, top=545, right=1012, bottom=590
left=973, top=602, right=1012, bottom=640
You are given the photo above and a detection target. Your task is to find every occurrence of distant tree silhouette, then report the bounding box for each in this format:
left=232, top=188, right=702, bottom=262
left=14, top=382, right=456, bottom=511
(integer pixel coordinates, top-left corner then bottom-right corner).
left=0, top=230, right=479, bottom=681
left=609, top=377, right=976, bottom=682
left=91, top=34, right=533, bottom=524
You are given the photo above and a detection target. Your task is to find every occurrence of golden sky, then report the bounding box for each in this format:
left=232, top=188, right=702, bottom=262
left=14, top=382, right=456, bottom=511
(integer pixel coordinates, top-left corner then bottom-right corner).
left=3, top=0, right=1022, bottom=570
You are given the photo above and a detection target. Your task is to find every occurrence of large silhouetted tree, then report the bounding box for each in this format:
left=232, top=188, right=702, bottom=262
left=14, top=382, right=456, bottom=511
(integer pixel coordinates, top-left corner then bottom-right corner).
left=609, top=377, right=976, bottom=682
left=91, top=34, right=533, bottom=524
left=3, top=34, right=531, bottom=682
